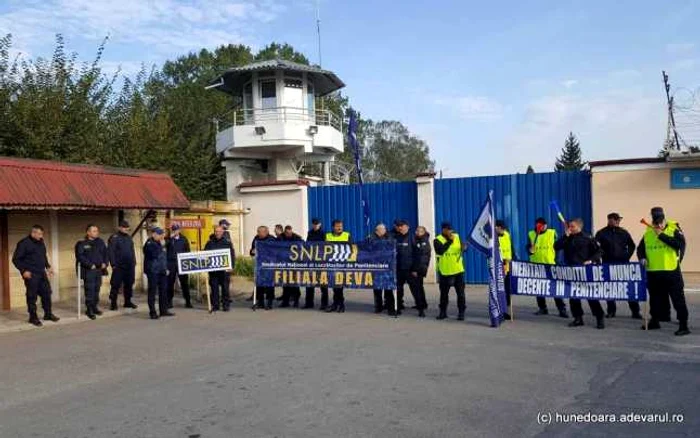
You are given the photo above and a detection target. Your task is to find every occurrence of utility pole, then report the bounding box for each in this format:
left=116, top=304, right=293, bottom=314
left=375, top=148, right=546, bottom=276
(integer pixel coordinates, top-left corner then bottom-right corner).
left=316, top=0, right=322, bottom=67
left=662, top=71, right=681, bottom=151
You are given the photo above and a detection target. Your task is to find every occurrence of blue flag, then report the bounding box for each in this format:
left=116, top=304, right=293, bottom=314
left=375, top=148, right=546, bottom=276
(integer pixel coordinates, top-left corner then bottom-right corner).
left=348, top=111, right=371, bottom=231
left=467, top=190, right=507, bottom=327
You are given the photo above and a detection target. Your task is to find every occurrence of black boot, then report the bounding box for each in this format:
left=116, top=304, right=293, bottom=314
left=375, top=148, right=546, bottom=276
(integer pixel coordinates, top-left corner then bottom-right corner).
left=93, top=306, right=103, bottom=316
left=568, top=317, right=584, bottom=327
left=596, top=317, right=605, bottom=329
left=326, top=304, right=339, bottom=313
left=265, top=300, right=273, bottom=310
left=457, top=311, right=465, bottom=321
left=123, top=301, right=138, bottom=309
left=534, top=308, right=548, bottom=316
left=86, top=306, right=96, bottom=320
left=558, top=309, right=569, bottom=318
left=436, top=310, right=448, bottom=320
left=44, top=313, right=60, bottom=322
left=418, top=309, right=426, bottom=318
left=160, top=311, right=175, bottom=317
left=503, top=313, right=511, bottom=321
left=28, top=314, right=43, bottom=327
left=149, top=311, right=159, bottom=320
left=337, top=303, right=345, bottom=313
left=642, top=319, right=661, bottom=330
left=110, top=300, right=118, bottom=311
left=675, top=324, right=691, bottom=336
left=185, top=301, right=193, bottom=309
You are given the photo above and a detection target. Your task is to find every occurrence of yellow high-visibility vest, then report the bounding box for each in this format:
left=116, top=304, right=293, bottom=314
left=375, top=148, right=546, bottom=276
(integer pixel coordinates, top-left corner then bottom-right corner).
left=644, top=221, right=680, bottom=272
left=325, top=231, right=350, bottom=242
left=528, top=229, right=556, bottom=265
left=499, top=230, right=513, bottom=261
left=436, top=233, right=465, bottom=276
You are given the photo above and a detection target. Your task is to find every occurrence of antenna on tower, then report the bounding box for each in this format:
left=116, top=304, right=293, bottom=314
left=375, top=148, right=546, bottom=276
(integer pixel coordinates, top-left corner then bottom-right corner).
left=663, top=71, right=681, bottom=151
left=316, top=0, right=323, bottom=67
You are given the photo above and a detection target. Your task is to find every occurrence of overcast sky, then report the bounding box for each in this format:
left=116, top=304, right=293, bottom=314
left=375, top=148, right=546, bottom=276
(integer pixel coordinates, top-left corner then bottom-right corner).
left=2, top=0, right=699, bottom=176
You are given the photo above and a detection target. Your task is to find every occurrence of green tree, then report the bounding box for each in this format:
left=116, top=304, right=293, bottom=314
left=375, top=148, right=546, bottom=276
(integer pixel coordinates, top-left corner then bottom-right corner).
left=555, top=132, right=585, bottom=171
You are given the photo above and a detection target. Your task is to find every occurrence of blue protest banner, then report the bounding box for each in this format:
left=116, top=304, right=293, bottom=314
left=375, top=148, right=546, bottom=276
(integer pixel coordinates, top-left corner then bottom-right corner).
left=255, top=240, right=396, bottom=289
left=510, top=261, right=647, bottom=301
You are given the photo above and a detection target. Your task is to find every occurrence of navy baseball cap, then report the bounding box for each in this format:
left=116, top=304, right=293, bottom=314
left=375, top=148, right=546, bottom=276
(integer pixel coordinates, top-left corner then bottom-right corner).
left=311, top=218, right=321, bottom=225
left=152, top=227, right=165, bottom=235
left=495, top=220, right=507, bottom=228
left=171, top=223, right=181, bottom=231
left=440, top=221, right=452, bottom=230
left=219, top=219, right=231, bottom=227
left=119, top=220, right=130, bottom=228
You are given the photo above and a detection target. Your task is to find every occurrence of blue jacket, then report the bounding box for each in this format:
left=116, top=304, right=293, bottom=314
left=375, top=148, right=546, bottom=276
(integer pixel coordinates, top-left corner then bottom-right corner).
left=143, top=238, right=168, bottom=275
left=108, top=231, right=136, bottom=269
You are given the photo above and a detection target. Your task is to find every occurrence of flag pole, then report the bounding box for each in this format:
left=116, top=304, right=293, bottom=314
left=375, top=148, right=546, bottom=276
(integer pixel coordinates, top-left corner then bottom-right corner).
left=643, top=300, right=648, bottom=331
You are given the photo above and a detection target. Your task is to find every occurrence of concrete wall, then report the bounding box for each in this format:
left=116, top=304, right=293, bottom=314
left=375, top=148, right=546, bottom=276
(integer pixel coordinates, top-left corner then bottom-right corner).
left=592, top=164, right=699, bottom=273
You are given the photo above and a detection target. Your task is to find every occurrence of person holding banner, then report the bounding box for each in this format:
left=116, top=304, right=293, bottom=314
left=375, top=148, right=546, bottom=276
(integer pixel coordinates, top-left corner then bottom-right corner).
left=75, top=225, right=108, bottom=320
left=278, top=225, right=304, bottom=308
left=304, top=218, right=329, bottom=310
left=433, top=222, right=466, bottom=321
left=250, top=226, right=276, bottom=310
left=595, top=213, right=640, bottom=319
left=528, top=218, right=568, bottom=318
left=325, top=219, right=352, bottom=313
left=554, top=218, right=605, bottom=329
left=368, top=223, right=395, bottom=315
left=143, top=227, right=173, bottom=320
left=409, top=226, right=431, bottom=318
left=637, top=207, right=690, bottom=336
left=205, top=226, right=236, bottom=312
left=495, top=220, right=514, bottom=320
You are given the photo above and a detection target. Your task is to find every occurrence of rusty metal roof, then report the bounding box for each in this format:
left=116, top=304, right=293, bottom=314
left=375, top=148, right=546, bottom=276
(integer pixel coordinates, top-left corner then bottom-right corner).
left=0, top=157, right=190, bottom=209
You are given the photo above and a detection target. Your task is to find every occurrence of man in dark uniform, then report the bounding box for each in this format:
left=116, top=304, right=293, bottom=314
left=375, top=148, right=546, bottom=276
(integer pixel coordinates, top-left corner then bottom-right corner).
left=12, top=225, right=60, bottom=326
left=75, top=224, right=108, bottom=320
left=304, top=218, right=329, bottom=310
left=325, top=219, right=352, bottom=313
left=368, top=223, right=395, bottom=315
left=595, top=212, right=640, bottom=319
left=394, top=219, right=413, bottom=312
left=205, top=225, right=236, bottom=312
left=250, top=225, right=276, bottom=310
left=166, top=224, right=192, bottom=308
left=409, top=226, right=431, bottom=318
left=108, top=220, right=138, bottom=310
left=278, top=225, right=304, bottom=307
left=554, top=218, right=605, bottom=329
left=637, top=207, right=690, bottom=336
left=144, top=227, right=172, bottom=319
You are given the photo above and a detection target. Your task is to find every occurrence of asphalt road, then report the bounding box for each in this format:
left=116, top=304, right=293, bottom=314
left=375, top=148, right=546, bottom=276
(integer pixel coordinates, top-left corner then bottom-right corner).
left=0, top=286, right=697, bottom=438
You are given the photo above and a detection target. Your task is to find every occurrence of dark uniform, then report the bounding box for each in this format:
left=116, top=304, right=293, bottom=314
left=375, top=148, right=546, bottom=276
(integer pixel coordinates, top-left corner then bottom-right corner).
left=205, top=234, right=236, bottom=311
left=166, top=233, right=192, bottom=308
left=554, top=231, right=605, bottom=328
left=304, top=224, right=329, bottom=309
left=278, top=232, right=304, bottom=307
left=409, top=232, right=431, bottom=316
left=12, top=234, right=57, bottom=324
left=595, top=223, right=640, bottom=318
left=636, top=210, right=689, bottom=335
left=250, top=234, right=276, bottom=309
left=394, top=230, right=414, bottom=311
left=143, top=236, right=169, bottom=318
left=108, top=230, right=137, bottom=309
left=367, top=230, right=395, bottom=314
left=75, top=236, right=108, bottom=318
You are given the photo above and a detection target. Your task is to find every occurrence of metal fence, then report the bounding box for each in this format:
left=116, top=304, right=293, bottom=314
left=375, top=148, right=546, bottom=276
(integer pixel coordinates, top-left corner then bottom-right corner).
left=308, top=181, right=418, bottom=241
left=434, top=171, right=592, bottom=283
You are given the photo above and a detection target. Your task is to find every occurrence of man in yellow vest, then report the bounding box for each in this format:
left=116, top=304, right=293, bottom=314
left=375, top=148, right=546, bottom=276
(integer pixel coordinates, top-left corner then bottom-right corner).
left=495, top=220, right=514, bottom=321
left=325, top=219, right=352, bottom=313
left=637, top=207, right=689, bottom=336
left=527, top=218, right=568, bottom=318
left=433, top=222, right=466, bottom=321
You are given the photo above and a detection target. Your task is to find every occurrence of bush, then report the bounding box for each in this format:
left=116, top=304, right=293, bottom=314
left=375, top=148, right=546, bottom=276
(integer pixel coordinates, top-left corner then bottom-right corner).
left=233, top=256, right=255, bottom=280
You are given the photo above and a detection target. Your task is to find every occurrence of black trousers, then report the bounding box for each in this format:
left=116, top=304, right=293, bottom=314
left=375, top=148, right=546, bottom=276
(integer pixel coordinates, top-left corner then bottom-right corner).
left=397, top=270, right=410, bottom=309
left=256, top=286, right=275, bottom=305
left=109, top=266, right=135, bottom=304
left=536, top=296, right=566, bottom=312
left=166, top=263, right=191, bottom=305
left=408, top=275, right=428, bottom=310
left=146, top=272, right=168, bottom=314
left=648, top=270, right=688, bottom=325
left=305, top=287, right=329, bottom=307
left=605, top=300, right=640, bottom=316
left=332, top=288, right=345, bottom=305
left=438, top=274, right=465, bottom=313
left=208, top=272, right=231, bottom=309
left=570, top=299, right=604, bottom=319
left=373, top=289, right=393, bottom=310
left=24, top=273, right=52, bottom=317
left=281, top=286, right=301, bottom=305
left=83, top=269, right=102, bottom=309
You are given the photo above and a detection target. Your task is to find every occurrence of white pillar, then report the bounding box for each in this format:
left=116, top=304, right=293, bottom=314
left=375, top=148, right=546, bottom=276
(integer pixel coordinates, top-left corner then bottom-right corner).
left=416, top=174, right=437, bottom=283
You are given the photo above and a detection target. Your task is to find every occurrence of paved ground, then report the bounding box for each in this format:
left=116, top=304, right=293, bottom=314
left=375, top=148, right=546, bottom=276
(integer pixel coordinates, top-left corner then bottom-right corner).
left=0, top=286, right=697, bottom=438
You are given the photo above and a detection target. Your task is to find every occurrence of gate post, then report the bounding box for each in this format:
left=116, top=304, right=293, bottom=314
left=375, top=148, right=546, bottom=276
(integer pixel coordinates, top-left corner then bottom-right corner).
left=416, top=173, right=437, bottom=283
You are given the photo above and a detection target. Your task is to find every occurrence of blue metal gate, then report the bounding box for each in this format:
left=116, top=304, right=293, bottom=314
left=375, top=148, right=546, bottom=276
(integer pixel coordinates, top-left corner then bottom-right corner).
left=434, top=171, right=592, bottom=283
left=308, top=181, right=418, bottom=241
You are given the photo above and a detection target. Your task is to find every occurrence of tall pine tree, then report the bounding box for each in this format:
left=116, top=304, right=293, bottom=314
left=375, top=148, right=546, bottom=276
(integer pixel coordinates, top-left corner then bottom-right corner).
left=555, top=132, right=585, bottom=171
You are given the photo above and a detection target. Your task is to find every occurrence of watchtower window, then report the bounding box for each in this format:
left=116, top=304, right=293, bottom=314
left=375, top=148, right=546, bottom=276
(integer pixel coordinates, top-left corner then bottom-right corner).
left=260, top=80, right=277, bottom=109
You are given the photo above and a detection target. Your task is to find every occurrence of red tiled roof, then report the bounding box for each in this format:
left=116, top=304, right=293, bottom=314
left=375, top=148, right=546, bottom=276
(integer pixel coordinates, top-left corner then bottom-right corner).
left=0, top=157, right=190, bottom=209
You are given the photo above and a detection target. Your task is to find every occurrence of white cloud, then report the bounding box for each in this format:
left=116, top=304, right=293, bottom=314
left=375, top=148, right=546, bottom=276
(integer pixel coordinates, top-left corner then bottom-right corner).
left=666, top=42, right=696, bottom=56
left=561, top=79, right=578, bottom=89
left=436, top=96, right=504, bottom=121
left=500, top=91, right=665, bottom=171
left=0, top=0, right=284, bottom=57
